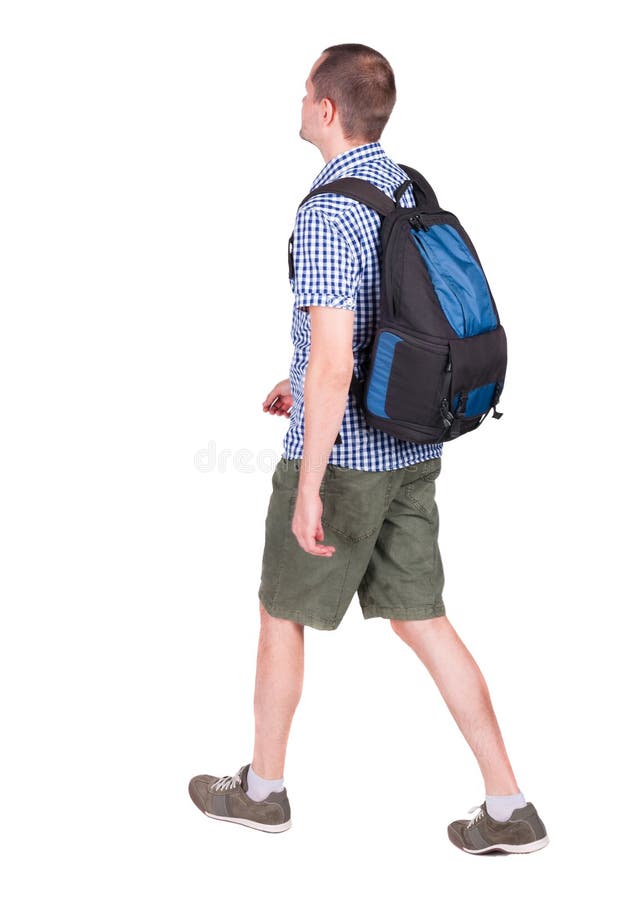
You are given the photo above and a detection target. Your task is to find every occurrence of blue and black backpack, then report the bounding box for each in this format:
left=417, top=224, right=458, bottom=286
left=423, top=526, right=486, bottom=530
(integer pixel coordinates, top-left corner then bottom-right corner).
left=289, top=164, right=507, bottom=444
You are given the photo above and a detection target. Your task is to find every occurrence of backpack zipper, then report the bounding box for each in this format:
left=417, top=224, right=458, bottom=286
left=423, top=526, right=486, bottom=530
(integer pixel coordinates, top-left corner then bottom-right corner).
left=409, top=213, right=429, bottom=232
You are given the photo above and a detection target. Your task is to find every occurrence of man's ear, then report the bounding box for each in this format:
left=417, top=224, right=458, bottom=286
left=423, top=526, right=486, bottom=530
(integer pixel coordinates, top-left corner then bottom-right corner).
left=320, top=97, right=337, bottom=126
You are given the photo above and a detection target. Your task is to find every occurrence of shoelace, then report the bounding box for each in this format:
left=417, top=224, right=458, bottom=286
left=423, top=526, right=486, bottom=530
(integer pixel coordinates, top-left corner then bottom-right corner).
left=466, top=804, right=485, bottom=828
left=212, top=770, right=242, bottom=792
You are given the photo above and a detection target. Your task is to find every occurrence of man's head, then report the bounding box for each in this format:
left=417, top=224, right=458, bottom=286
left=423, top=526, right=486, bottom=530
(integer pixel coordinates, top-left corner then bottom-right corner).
left=300, top=44, right=396, bottom=160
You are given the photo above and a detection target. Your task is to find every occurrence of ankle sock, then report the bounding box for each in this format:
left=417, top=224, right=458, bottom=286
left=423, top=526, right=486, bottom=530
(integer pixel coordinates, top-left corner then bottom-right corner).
left=485, top=791, right=527, bottom=822
left=245, top=764, right=285, bottom=802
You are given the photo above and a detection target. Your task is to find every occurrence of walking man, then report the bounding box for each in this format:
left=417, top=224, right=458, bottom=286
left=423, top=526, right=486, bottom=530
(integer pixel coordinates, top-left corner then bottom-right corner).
left=189, top=43, right=549, bottom=854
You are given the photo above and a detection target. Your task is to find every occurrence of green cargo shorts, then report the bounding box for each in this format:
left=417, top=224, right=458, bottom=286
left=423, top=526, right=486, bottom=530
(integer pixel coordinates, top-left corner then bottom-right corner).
left=258, top=455, right=445, bottom=631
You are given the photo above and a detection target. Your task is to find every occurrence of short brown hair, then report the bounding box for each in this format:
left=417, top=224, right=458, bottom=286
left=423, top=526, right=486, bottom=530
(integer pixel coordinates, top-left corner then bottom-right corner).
left=311, top=44, right=396, bottom=142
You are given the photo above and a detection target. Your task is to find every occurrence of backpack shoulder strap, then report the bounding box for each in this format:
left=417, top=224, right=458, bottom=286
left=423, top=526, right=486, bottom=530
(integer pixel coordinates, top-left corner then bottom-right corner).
left=288, top=177, right=395, bottom=282
left=297, top=177, right=396, bottom=217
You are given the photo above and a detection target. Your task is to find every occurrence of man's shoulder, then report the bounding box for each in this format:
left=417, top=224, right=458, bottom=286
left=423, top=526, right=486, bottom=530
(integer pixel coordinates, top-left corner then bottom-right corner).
left=296, top=192, right=373, bottom=222
left=297, top=157, right=410, bottom=222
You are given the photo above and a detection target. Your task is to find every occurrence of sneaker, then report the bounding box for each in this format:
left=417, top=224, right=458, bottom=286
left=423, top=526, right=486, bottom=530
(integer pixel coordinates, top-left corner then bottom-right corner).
left=448, top=801, right=549, bottom=854
left=188, top=763, right=291, bottom=833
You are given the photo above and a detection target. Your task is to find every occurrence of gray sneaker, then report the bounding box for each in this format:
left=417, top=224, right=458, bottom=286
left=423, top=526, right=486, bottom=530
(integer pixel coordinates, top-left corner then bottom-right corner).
left=448, top=801, right=549, bottom=854
left=188, top=763, right=291, bottom=833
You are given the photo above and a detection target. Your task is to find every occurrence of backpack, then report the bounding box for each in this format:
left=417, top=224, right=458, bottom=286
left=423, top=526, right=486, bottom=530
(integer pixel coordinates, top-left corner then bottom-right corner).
left=288, top=164, right=507, bottom=445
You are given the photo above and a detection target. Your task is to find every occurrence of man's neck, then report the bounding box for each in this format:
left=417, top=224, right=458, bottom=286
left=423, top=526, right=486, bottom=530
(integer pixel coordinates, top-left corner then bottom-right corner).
left=319, top=137, right=369, bottom=164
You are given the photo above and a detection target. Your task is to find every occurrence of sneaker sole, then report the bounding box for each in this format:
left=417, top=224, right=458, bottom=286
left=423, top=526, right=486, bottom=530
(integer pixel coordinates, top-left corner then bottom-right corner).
left=455, top=835, right=549, bottom=854
left=202, top=811, right=292, bottom=833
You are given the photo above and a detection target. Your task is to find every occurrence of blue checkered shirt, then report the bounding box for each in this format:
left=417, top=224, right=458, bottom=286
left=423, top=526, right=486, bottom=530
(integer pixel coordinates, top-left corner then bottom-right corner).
left=282, top=141, right=443, bottom=471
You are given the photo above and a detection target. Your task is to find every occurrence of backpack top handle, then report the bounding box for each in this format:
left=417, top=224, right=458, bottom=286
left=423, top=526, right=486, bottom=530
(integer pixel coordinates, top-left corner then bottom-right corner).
left=397, top=164, right=440, bottom=210
left=298, top=166, right=440, bottom=215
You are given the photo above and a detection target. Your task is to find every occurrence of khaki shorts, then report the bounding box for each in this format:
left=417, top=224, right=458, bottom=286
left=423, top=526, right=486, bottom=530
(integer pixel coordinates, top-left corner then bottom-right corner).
left=258, top=455, right=445, bottom=631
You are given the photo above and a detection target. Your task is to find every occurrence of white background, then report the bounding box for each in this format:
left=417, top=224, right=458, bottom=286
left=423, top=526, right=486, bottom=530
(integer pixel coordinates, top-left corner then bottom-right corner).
left=1, top=1, right=622, bottom=896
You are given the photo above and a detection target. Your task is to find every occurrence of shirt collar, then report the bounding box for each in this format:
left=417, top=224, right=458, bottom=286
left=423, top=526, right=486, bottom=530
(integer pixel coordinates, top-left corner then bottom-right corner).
left=310, top=141, right=386, bottom=190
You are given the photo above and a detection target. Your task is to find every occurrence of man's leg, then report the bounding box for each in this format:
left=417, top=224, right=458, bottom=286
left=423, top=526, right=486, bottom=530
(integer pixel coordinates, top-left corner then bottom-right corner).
left=389, top=615, right=520, bottom=795
left=251, top=600, right=305, bottom=779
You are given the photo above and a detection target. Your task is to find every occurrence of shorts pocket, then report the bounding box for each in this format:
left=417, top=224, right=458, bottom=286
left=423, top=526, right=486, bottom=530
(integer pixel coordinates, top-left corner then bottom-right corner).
left=422, top=457, right=442, bottom=482
left=320, top=467, right=386, bottom=543
left=405, top=475, right=439, bottom=517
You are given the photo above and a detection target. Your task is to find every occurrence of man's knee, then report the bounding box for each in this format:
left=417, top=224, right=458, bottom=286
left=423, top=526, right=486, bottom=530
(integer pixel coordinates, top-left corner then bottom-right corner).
left=389, top=614, right=448, bottom=640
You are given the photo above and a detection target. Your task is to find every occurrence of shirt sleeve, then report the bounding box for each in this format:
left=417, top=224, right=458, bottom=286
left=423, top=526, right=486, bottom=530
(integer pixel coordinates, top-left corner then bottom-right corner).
left=290, top=206, right=361, bottom=311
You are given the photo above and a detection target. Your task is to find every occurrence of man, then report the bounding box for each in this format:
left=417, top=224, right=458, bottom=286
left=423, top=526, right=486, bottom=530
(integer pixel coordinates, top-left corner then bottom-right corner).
left=189, top=44, right=549, bottom=854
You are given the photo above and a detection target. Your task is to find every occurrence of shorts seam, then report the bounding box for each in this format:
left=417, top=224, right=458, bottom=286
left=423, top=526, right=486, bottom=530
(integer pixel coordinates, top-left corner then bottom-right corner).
left=271, top=494, right=297, bottom=603
left=360, top=590, right=445, bottom=620
left=363, top=604, right=446, bottom=621
left=331, top=543, right=355, bottom=622
left=321, top=520, right=378, bottom=542
left=404, top=483, right=434, bottom=517
left=259, top=594, right=339, bottom=630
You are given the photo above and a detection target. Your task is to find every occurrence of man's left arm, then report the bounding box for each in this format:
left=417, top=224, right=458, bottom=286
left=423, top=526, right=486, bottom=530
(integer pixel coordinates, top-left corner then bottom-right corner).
left=292, top=308, right=354, bottom=555
left=289, top=205, right=361, bottom=556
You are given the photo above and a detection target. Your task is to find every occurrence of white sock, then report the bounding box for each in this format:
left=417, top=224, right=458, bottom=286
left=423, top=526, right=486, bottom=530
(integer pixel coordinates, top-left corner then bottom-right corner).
left=485, top=791, right=527, bottom=822
left=245, top=764, right=285, bottom=802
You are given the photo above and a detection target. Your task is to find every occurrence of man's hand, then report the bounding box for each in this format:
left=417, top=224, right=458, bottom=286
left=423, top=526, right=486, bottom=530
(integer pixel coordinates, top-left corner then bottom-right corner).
left=262, top=379, right=293, bottom=417
left=291, top=488, right=336, bottom=557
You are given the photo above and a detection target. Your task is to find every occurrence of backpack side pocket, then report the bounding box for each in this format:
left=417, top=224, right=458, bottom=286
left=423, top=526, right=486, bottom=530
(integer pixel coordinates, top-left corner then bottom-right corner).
left=364, top=327, right=450, bottom=441
left=446, top=325, right=507, bottom=438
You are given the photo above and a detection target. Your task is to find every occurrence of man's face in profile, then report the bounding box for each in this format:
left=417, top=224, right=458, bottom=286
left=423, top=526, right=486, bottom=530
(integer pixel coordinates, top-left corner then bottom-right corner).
left=299, top=55, right=325, bottom=145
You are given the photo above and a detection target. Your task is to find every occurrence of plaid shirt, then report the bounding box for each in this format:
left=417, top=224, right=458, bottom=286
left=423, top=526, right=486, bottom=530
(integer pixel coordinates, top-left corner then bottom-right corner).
left=283, top=141, right=443, bottom=471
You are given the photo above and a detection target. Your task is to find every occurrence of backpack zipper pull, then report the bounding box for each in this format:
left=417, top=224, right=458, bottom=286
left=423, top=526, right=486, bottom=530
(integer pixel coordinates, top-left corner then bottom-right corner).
left=439, top=357, right=453, bottom=429
left=491, top=382, right=504, bottom=419
left=409, top=213, right=428, bottom=232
